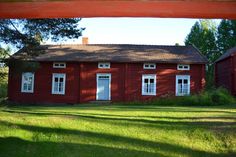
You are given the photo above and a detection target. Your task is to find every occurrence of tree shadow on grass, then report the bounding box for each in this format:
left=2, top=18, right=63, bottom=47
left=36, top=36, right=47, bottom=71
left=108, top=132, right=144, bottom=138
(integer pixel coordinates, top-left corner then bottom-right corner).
left=88, top=105, right=236, bottom=114
left=4, top=105, right=236, bottom=114
left=0, top=120, right=232, bottom=157
left=0, top=137, right=163, bottom=157
left=2, top=109, right=236, bottom=131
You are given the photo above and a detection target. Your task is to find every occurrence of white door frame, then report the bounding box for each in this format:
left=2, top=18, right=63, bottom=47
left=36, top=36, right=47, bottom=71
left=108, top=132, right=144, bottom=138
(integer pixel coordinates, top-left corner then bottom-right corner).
left=96, top=73, right=111, bottom=100
left=175, top=75, right=190, bottom=96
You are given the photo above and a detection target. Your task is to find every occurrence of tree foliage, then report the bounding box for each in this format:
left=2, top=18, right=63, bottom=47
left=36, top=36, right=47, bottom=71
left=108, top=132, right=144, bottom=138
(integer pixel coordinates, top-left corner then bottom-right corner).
left=0, top=46, right=10, bottom=59
left=185, top=19, right=236, bottom=63
left=0, top=18, right=84, bottom=73
left=185, top=20, right=218, bottom=63
left=217, top=20, right=236, bottom=53
left=0, top=18, right=85, bottom=49
left=185, top=19, right=236, bottom=89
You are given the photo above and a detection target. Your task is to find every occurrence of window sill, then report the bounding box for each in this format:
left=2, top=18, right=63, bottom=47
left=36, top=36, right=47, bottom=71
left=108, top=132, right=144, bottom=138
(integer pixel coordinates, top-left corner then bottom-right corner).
left=52, top=93, right=65, bottom=95
left=21, top=91, right=34, bottom=93
left=142, top=93, right=156, bottom=96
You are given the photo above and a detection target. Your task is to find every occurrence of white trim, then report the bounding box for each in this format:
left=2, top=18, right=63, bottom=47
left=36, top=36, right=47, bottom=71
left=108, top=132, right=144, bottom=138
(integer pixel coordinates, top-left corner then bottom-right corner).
left=177, top=64, right=190, bottom=70
left=176, top=75, right=190, bottom=96
left=96, top=73, right=111, bottom=100
left=21, top=72, right=34, bottom=93
left=142, top=74, right=156, bottom=96
left=143, top=63, right=156, bottom=69
left=98, top=62, right=110, bottom=69
left=52, top=73, right=66, bottom=95
left=53, top=62, right=66, bottom=68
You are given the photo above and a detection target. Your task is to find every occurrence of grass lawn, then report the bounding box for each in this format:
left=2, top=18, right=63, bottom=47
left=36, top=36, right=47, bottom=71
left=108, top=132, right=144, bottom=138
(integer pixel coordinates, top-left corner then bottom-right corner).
left=0, top=104, right=236, bottom=157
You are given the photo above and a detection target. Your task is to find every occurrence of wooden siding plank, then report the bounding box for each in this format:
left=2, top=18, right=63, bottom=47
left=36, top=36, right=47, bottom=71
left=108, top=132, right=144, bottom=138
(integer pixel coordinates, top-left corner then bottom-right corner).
left=0, top=1, right=236, bottom=19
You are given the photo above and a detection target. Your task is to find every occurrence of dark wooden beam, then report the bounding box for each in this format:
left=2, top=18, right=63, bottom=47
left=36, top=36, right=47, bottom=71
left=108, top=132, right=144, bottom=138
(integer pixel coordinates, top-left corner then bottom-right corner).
left=0, top=0, right=236, bottom=19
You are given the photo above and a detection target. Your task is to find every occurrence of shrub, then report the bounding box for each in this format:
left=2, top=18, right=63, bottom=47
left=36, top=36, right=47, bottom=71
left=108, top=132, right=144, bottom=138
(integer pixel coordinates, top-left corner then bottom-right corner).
left=119, top=88, right=235, bottom=106
left=0, top=68, right=8, bottom=99
left=149, top=88, right=235, bottom=106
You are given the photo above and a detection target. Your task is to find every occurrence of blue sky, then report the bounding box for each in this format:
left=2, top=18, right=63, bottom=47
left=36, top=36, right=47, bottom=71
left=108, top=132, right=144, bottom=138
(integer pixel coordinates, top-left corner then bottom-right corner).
left=58, top=18, right=221, bottom=46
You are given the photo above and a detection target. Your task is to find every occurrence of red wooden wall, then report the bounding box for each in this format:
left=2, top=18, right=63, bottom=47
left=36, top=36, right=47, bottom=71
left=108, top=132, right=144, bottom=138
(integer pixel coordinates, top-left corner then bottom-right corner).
left=8, top=62, right=80, bottom=104
left=215, top=55, right=236, bottom=95
left=1, top=1, right=236, bottom=19
left=8, top=62, right=205, bottom=104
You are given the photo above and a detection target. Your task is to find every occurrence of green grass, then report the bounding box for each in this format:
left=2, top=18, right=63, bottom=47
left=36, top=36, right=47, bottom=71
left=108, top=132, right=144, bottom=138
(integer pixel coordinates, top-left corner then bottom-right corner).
left=0, top=104, right=236, bottom=157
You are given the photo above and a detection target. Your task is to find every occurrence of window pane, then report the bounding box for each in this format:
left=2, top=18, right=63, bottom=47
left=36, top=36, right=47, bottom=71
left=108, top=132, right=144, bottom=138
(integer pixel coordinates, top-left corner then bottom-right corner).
left=59, top=82, right=63, bottom=92
left=59, top=77, right=64, bottom=83
left=178, top=79, right=182, bottom=84
left=178, top=84, right=182, bottom=93
left=23, top=83, right=27, bottom=91
left=144, top=79, right=148, bottom=83
left=54, top=82, right=59, bottom=92
left=146, top=84, right=149, bottom=93
left=28, top=77, right=32, bottom=83
left=24, top=75, right=28, bottom=81
left=28, top=85, right=32, bottom=91
left=179, top=65, right=183, bottom=69
left=183, top=84, right=188, bottom=94
left=183, top=79, right=188, bottom=84
left=150, top=79, right=154, bottom=83
left=150, top=83, right=154, bottom=93
left=22, top=73, right=34, bottom=92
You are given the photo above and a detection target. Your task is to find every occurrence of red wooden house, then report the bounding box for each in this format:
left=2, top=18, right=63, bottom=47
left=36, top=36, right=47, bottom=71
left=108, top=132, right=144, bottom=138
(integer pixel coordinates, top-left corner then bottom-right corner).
left=8, top=44, right=207, bottom=104
left=215, top=47, right=236, bottom=95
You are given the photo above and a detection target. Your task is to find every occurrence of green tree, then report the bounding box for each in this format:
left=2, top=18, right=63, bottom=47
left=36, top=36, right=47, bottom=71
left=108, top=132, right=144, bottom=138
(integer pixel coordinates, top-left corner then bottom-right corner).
left=0, top=18, right=85, bottom=49
left=0, top=18, right=85, bottom=73
left=0, top=47, right=10, bottom=59
left=185, top=20, right=218, bottom=89
left=217, top=20, right=236, bottom=53
left=185, top=20, right=218, bottom=63
left=0, top=46, right=10, bottom=79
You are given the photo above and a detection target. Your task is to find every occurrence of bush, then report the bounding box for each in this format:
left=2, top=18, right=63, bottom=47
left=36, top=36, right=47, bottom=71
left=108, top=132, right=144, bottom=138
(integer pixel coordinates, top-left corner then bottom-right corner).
left=0, top=68, right=8, bottom=99
left=119, top=88, right=235, bottom=106
left=150, top=88, right=235, bottom=106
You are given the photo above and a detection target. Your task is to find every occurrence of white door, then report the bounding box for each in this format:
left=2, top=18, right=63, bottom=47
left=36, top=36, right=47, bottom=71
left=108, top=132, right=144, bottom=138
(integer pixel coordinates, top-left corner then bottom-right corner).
left=176, top=75, right=190, bottom=96
left=96, top=74, right=111, bottom=100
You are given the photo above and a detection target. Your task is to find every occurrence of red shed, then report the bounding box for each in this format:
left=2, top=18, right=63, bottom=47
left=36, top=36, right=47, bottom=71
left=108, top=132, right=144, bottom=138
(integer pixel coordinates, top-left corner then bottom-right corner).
left=215, top=47, right=236, bottom=95
left=8, top=44, right=207, bottom=104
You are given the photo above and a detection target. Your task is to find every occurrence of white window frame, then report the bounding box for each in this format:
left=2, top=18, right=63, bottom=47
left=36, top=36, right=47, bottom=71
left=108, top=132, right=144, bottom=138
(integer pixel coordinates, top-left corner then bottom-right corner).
left=52, top=73, right=66, bottom=95
left=98, top=62, right=110, bottom=69
left=21, top=72, right=34, bottom=93
left=53, top=62, right=66, bottom=68
left=176, top=75, right=190, bottom=96
left=142, top=74, right=156, bottom=96
left=177, top=64, right=190, bottom=70
left=96, top=73, right=111, bottom=100
left=143, top=63, right=156, bottom=69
